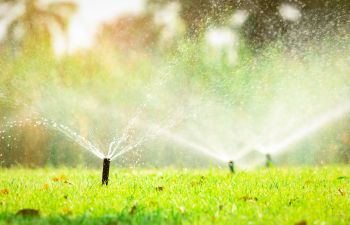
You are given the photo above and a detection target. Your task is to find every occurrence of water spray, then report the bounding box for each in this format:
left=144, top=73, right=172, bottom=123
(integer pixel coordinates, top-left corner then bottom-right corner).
left=228, top=160, right=235, bottom=173
left=102, top=158, right=111, bottom=185
left=265, top=154, right=273, bottom=168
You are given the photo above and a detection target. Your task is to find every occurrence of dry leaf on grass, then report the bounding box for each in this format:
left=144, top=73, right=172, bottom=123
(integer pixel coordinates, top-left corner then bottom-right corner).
left=16, top=209, right=40, bottom=217
left=338, top=188, right=345, bottom=196
left=129, top=205, right=137, bottom=215
left=155, top=186, right=164, bottom=191
left=295, top=220, right=307, bottom=225
left=239, top=196, right=258, bottom=202
left=0, top=188, right=9, bottom=195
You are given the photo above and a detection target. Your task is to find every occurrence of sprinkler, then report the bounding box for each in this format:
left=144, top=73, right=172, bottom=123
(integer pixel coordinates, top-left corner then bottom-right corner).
left=228, top=160, right=235, bottom=173
left=265, top=154, right=273, bottom=168
left=102, top=158, right=111, bottom=185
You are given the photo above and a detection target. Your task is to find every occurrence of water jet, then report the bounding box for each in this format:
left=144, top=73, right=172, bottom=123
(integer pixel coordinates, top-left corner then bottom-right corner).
left=102, top=158, right=111, bottom=185
left=228, top=160, right=235, bottom=173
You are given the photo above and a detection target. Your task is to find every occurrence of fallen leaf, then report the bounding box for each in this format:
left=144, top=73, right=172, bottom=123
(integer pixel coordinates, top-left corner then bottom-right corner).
left=59, top=175, right=68, bottom=182
left=42, top=183, right=49, bottom=190
left=191, top=176, right=205, bottom=186
left=0, top=188, right=9, bottom=195
left=129, top=205, right=137, bottom=215
left=63, top=207, right=73, bottom=215
left=295, top=220, right=307, bottom=225
left=52, top=175, right=69, bottom=183
left=64, top=180, right=73, bottom=185
left=217, top=204, right=223, bottom=211
left=288, top=198, right=297, bottom=206
left=155, top=186, right=164, bottom=191
left=338, top=188, right=345, bottom=196
left=239, top=196, right=258, bottom=202
left=106, top=222, right=118, bottom=225
left=16, top=209, right=40, bottom=217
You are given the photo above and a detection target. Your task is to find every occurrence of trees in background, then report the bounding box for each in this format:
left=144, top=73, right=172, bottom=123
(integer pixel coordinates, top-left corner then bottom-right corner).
left=148, top=0, right=350, bottom=49
left=0, top=0, right=77, bottom=55
left=98, top=13, right=162, bottom=52
left=0, top=0, right=78, bottom=167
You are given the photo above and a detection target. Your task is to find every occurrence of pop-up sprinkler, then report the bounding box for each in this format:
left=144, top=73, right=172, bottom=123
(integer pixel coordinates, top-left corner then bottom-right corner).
left=228, top=160, right=235, bottom=173
left=102, top=158, right=111, bottom=185
left=265, top=154, right=273, bottom=168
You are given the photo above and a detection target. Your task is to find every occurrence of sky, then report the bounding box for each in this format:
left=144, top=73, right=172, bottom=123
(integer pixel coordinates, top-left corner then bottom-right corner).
left=54, top=0, right=145, bottom=53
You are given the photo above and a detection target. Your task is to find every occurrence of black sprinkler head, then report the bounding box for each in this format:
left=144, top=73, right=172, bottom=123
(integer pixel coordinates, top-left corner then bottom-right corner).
left=265, top=154, right=273, bottom=168
left=102, top=158, right=111, bottom=185
left=228, top=160, right=235, bottom=174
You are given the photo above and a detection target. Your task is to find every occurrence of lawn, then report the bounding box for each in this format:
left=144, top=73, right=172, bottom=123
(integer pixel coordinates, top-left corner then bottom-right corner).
left=0, top=166, right=349, bottom=225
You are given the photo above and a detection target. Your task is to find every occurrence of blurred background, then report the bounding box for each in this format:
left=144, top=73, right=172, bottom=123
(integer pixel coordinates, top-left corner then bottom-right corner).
left=0, top=0, right=349, bottom=168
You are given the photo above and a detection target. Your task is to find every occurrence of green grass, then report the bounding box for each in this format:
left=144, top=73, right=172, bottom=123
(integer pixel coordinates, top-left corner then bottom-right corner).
left=0, top=167, right=350, bottom=225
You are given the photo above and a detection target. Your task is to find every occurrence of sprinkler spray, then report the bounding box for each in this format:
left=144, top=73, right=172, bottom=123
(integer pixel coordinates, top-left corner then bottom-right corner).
left=228, top=160, right=235, bottom=173
left=265, top=154, right=273, bottom=168
left=102, top=158, right=111, bottom=185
